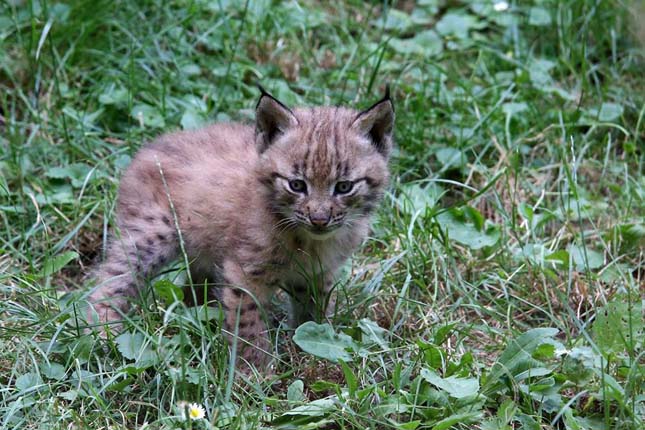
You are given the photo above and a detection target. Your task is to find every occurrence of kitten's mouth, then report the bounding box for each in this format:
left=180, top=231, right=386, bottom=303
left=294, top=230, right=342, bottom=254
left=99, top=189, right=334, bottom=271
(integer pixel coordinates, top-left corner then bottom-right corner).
left=303, top=224, right=341, bottom=240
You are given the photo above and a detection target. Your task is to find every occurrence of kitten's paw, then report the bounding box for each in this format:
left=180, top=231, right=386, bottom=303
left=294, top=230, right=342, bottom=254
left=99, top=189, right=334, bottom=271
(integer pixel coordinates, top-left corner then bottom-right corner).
left=237, top=333, right=274, bottom=377
left=86, top=303, right=124, bottom=336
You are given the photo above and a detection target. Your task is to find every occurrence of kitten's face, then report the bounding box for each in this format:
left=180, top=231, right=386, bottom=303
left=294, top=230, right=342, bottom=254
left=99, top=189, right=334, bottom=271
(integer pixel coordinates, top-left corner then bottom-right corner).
left=255, top=90, right=394, bottom=240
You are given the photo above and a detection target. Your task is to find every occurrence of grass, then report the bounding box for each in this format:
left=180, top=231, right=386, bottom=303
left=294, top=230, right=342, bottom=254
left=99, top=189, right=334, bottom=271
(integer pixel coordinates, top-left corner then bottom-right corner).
left=0, top=0, right=643, bottom=428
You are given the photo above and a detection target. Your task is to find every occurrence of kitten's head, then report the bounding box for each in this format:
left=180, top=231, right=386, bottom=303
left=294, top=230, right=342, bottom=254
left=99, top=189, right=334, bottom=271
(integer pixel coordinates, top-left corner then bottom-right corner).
left=255, top=86, right=394, bottom=240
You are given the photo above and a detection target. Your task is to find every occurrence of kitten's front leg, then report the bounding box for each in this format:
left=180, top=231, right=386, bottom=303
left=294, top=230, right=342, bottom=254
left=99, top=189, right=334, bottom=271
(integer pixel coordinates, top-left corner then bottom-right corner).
left=288, top=284, right=315, bottom=327
left=219, top=260, right=275, bottom=373
left=323, top=274, right=338, bottom=319
left=289, top=273, right=337, bottom=327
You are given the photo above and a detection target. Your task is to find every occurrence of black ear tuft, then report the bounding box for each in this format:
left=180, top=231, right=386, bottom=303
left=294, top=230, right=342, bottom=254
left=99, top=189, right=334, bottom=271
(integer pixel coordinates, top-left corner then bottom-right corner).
left=255, top=86, right=297, bottom=152
left=352, top=86, right=395, bottom=156
left=383, top=84, right=391, bottom=104
left=256, top=84, right=272, bottom=102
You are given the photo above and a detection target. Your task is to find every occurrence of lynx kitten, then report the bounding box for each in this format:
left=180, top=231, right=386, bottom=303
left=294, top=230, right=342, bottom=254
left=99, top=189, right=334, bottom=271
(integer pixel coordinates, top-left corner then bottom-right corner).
left=88, top=86, right=394, bottom=369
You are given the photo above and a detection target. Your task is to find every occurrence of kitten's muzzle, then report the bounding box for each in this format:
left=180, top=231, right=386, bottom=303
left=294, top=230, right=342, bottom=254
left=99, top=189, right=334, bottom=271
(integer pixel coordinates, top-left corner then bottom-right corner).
left=307, top=223, right=341, bottom=236
left=308, top=212, right=331, bottom=228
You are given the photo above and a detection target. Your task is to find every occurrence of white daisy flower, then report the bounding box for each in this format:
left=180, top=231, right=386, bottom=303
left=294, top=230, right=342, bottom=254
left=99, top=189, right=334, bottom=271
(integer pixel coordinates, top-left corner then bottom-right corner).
left=494, top=1, right=509, bottom=12
left=185, top=402, right=206, bottom=421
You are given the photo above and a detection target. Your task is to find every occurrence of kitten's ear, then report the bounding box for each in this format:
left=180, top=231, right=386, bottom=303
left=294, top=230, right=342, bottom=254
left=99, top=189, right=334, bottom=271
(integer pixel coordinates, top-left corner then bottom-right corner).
left=352, top=86, right=395, bottom=157
left=255, top=85, right=298, bottom=152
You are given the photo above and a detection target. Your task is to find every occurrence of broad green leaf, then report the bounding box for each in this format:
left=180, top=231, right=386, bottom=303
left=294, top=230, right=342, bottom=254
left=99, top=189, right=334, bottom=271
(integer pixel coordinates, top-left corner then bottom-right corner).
left=528, top=58, right=555, bottom=88
left=373, top=394, right=410, bottom=415
left=543, top=84, right=577, bottom=101
left=15, top=372, right=43, bottom=391
left=34, top=184, right=75, bottom=205
left=114, top=154, right=132, bottom=171
left=502, top=102, right=528, bottom=116
left=610, top=223, right=645, bottom=252
left=99, top=85, right=128, bottom=105
left=40, top=251, right=78, bottom=278
left=358, top=318, right=388, bottom=348
left=545, top=249, right=569, bottom=267
left=181, top=109, right=207, bottom=130
left=397, top=182, right=443, bottom=215
left=57, top=390, right=79, bottom=401
left=420, top=368, right=479, bottom=398
left=435, top=146, right=466, bottom=169
left=491, top=8, right=518, bottom=27
left=116, top=331, right=144, bottom=360
left=293, top=322, right=358, bottom=363
left=418, top=340, right=445, bottom=369
left=371, top=9, right=415, bottom=31
left=389, top=30, right=443, bottom=57
left=69, top=335, right=94, bottom=363
left=485, top=327, right=559, bottom=393
left=567, top=244, right=604, bottom=271
left=521, top=380, right=563, bottom=412
left=40, top=362, right=66, bottom=381
left=131, top=104, right=165, bottom=128
left=567, top=346, right=602, bottom=369
left=587, top=102, right=624, bottom=122
left=287, top=379, right=306, bottom=403
left=565, top=414, right=607, bottom=430
left=562, top=347, right=598, bottom=384
left=115, top=331, right=156, bottom=367
left=262, top=80, right=301, bottom=107
left=418, top=0, right=439, bottom=7
left=533, top=342, right=557, bottom=360
left=470, top=2, right=497, bottom=17
left=340, top=361, right=358, bottom=396
left=481, top=398, right=518, bottom=430
left=410, top=7, right=436, bottom=24
left=272, top=397, right=336, bottom=426
left=182, top=305, right=224, bottom=323
left=275, top=4, right=329, bottom=28
left=437, top=210, right=500, bottom=250
left=50, top=3, right=70, bottom=22
left=463, top=205, right=485, bottom=229
left=555, top=195, right=609, bottom=221
left=62, top=106, right=104, bottom=128
left=433, top=411, right=482, bottom=430
left=518, top=243, right=551, bottom=266
left=528, top=7, right=551, bottom=26
left=180, top=63, right=201, bottom=76
left=497, top=399, right=518, bottom=423
left=433, top=323, right=456, bottom=345
left=105, top=375, right=135, bottom=392
left=563, top=408, right=588, bottom=430
left=393, top=420, right=421, bottom=430
left=182, top=94, right=207, bottom=112
left=165, top=366, right=203, bottom=385
left=593, top=297, right=643, bottom=354
left=515, top=413, right=540, bottom=430
left=46, top=163, right=92, bottom=188
left=153, top=279, right=184, bottom=304
left=436, top=13, right=480, bottom=39
left=214, top=401, right=239, bottom=427
left=513, top=367, right=552, bottom=381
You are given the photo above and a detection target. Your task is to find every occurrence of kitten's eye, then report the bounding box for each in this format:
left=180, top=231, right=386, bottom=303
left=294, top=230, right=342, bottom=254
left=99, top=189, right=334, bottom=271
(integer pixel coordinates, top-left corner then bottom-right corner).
left=288, top=179, right=307, bottom=193
left=334, top=181, right=354, bottom=195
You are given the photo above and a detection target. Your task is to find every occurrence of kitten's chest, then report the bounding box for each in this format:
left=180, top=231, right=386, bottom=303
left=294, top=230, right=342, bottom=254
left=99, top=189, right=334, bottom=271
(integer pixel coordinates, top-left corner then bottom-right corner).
left=277, top=236, right=346, bottom=285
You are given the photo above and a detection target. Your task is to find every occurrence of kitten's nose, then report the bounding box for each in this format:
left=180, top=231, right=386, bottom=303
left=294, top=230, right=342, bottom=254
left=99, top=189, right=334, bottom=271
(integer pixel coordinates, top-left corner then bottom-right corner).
left=309, top=213, right=330, bottom=227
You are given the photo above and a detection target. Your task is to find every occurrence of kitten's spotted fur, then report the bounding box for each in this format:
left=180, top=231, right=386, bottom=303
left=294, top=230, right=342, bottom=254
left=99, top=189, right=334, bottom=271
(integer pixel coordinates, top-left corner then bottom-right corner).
left=88, top=87, right=394, bottom=370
